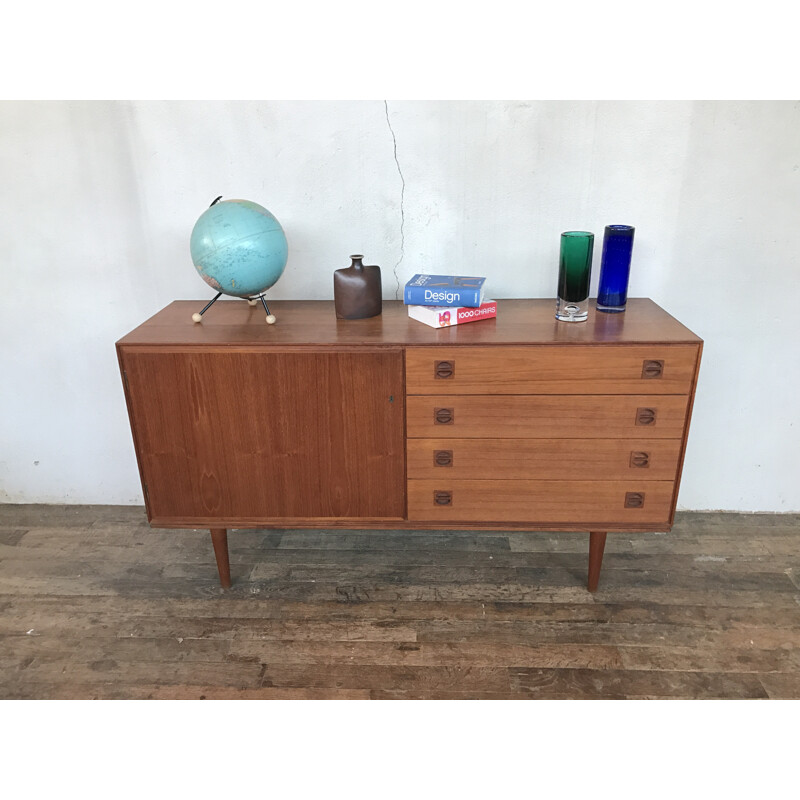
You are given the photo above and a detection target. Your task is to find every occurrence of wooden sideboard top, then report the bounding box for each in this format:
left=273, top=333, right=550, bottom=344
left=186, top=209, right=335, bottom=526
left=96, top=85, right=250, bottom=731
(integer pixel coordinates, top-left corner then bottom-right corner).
left=117, top=298, right=702, bottom=347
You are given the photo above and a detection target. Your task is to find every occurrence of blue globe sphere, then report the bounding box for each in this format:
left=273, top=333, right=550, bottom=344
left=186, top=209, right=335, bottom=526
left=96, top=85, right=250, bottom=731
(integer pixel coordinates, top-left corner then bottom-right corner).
left=190, top=199, right=288, bottom=298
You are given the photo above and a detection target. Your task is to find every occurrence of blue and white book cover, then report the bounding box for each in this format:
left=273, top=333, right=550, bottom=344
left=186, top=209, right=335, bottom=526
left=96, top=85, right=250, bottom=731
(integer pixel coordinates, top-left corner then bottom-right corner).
left=403, top=274, right=487, bottom=307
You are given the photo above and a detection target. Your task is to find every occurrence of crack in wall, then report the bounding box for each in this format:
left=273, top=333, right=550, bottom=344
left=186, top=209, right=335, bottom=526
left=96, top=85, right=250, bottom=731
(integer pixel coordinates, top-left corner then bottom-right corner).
left=384, top=100, right=405, bottom=299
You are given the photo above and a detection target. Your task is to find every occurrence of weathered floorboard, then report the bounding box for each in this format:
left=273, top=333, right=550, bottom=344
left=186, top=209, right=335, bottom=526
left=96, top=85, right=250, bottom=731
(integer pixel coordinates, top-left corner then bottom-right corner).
left=0, top=505, right=797, bottom=699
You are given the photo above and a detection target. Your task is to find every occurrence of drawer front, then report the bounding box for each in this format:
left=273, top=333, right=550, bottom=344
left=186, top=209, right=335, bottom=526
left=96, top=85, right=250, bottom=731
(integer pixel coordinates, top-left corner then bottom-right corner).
left=406, top=395, right=690, bottom=439
left=406, top=345, right=698, bottom=395
left=407, top=438, right=683, bottom=481
left=408, top=479, right=674, bottom=525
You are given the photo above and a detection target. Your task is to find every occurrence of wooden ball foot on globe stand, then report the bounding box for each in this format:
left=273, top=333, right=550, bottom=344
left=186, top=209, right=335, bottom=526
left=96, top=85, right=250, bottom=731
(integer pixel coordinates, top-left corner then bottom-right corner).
left=587, top=531, right=607, bottom=592
left=192, top=291, right=223, bottom=323
left=210, top=528, right=231, bottom=589
left=257, top=293, right=277, bottom=324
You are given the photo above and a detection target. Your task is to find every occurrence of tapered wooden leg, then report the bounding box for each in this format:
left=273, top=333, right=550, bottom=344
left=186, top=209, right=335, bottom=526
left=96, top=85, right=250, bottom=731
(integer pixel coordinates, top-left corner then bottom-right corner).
left=587, top=531, right=607, bottom=592
left=210, top=528, right=231, bottom=589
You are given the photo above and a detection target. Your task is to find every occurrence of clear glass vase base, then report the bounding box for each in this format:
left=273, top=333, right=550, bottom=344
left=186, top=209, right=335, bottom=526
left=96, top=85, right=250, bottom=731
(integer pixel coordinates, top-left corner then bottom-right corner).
left=596, top=302, right=626, bottom=313
left=555, top=297, right=589, bottom=322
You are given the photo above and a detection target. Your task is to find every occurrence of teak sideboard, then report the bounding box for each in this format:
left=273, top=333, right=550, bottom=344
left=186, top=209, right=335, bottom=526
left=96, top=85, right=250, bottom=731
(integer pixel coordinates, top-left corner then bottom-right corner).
left=116, top=298, right=702, bottom=591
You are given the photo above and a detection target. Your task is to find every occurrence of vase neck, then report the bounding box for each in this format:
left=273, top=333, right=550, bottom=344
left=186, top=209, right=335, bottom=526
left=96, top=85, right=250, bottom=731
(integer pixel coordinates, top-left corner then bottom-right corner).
left=350, top=254, right=364, bottom=269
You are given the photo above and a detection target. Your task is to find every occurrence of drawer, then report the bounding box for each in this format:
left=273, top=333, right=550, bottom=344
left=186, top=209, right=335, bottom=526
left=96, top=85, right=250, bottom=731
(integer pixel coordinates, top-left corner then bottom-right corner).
left=406, top=395, right=690, bottom=439
left=408, top=479, right=675, bottom=525
left=407, top=438, right=683, bottom=481
left=406, top=345, right=698, bottom=395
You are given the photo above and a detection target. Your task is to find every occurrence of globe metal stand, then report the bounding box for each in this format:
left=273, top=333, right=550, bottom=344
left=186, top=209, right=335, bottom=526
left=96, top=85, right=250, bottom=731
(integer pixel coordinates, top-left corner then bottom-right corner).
left=192, top=292, right=276, bottom=324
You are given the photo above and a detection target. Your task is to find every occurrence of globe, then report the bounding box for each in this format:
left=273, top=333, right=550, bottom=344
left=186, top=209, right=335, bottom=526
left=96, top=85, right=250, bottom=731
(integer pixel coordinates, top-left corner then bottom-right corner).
left=190, top=199, right=288, bottom=299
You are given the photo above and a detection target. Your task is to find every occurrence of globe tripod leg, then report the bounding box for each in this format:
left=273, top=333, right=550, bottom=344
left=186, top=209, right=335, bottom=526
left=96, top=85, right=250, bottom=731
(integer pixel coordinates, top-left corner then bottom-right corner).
left=260, top=294, right=276, bottom=324
left=192, top=291, right=223, bottom=323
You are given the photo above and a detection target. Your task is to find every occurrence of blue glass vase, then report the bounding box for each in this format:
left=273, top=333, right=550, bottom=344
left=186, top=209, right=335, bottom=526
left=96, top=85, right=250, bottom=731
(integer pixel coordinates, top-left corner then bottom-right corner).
left=597, top=225, right=635, bottom=313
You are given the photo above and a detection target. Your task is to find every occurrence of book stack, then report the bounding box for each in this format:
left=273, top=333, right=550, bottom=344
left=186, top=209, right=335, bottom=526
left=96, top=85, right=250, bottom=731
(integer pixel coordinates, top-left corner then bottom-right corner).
left=404, top=274, right=497, bottom=329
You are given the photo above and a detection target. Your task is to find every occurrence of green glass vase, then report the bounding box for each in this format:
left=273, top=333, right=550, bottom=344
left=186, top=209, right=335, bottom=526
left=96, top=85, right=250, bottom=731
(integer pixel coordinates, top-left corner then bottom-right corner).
left=556, top=231, right=594, bottom=322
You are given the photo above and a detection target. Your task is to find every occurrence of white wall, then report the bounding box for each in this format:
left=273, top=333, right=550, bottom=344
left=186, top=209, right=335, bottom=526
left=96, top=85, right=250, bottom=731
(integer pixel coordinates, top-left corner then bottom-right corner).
left=1, top=100, right=798, bottom=511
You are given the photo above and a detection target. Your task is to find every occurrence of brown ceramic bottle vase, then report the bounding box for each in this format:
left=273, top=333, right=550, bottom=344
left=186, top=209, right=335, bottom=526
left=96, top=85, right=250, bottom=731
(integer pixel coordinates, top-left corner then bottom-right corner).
left=333, top=254, right=382, bottom=320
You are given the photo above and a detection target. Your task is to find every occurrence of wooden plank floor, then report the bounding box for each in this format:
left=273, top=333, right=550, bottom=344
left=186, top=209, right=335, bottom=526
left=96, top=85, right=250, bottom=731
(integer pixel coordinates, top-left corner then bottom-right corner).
left=1, top=505, right=798, bottom=699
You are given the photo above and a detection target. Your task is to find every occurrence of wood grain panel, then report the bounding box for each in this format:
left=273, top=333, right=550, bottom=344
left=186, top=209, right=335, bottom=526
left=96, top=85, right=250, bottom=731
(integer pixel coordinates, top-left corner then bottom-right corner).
left=406, top=395, right=690, bottom=439
left=668, top=340, right=703, bottom=527
left=407, top=344, right=698, bottom=395
left=117, top=299, right=703, bottom=348
left=120, top=349, right=405, bottom=521
left=407, top=480, right=675, bottom=525
left=407, top=438, right=683, bottom=481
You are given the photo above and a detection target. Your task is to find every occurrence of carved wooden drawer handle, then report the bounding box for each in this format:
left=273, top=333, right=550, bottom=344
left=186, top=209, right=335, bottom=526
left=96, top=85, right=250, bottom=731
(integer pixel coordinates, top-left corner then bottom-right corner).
left=636, top=407, right=657, bottom=426
left=434, top=490, right=453, bottom=506
left=625, top=492, right=645, bottom=508
left=642, top=360, right=664, bottom=378
left=630, top=451, right=650, bottom=468
left=434, top=407, right=454, bottom=425
left=434, top=450, right=453, bottom=467
left=435, top=360, right=455, bottom=379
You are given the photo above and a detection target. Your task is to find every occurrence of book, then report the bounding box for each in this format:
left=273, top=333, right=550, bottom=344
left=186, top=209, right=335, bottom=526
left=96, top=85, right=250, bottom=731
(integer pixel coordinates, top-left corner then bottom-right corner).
left=403, top=274, right=486, bottom=307
left=407, top=300, right=498, bottom=329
